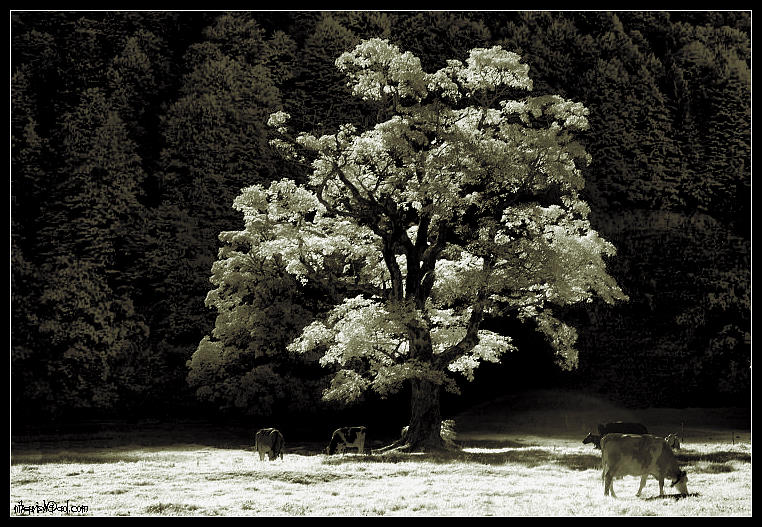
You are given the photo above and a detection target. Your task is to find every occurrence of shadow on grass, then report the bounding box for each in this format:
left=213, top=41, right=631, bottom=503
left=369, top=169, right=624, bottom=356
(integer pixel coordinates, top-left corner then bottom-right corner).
left=643, top=493, right=701, bottom=501
left=456, top=439, right=534, bottom=449
left=11, top=450, right=189, bottom=465
left=144, top=503, right=202, bottom=516
left=11, top=422, right=253, bottom=452
left=323, top=448, right=603, bottom=471
left=12, top=452, right=143, bottom=465
left=205, top=468, right=363, bottom=485
left=693, top=462, right=735, bottom=473
left=676, top=450, right=750, bottom=464
left=457, top=449, right=602, bottom=470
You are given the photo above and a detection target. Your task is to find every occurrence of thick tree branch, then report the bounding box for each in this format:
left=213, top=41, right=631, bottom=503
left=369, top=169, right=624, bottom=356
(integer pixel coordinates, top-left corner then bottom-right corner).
left=382, top=237, right=404, bottom=301
left=433, top=256, right=494, bottom=369
left=417, top=221, right=449, bottom=303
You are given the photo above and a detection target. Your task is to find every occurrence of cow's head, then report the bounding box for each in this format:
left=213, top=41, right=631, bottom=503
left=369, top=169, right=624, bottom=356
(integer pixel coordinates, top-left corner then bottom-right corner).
left=326, top=443, right=343, bottom=455
left=582, top=433, right=600, bottom=448
left=665, top=433, right=680, bottom=449
left=670, top=470, right=689, bottom=495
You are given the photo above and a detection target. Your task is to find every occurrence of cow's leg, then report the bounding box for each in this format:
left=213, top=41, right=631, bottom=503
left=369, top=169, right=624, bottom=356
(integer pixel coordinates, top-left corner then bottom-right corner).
left=258, top=450, right=265, bottom=461
left=636, top=475, right=648, bottom=497
left=603, top=471, right=615, bottom=497
left=658, top=479, right=664, bottom=496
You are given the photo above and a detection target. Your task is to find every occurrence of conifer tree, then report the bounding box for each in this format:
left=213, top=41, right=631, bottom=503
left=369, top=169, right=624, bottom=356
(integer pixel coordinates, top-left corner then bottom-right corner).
left=153, top=13, right=296, bottom=404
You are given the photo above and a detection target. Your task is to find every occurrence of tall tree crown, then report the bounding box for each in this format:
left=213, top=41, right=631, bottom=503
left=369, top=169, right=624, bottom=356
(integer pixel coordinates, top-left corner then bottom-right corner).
left=221, top=39, right=628, bottom=403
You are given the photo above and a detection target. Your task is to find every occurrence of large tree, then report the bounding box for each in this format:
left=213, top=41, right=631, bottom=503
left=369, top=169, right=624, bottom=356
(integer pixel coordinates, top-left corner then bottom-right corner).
left=210, top=39, right=627, bottom=450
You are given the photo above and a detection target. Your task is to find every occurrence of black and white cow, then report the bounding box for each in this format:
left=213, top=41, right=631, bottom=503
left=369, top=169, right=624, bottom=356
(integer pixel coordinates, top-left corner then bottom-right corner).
left=255, top=428, right=284, bottom=461
left=601, top=433, right=688, bottom=497
left=326, top=426, right=367, bottom=455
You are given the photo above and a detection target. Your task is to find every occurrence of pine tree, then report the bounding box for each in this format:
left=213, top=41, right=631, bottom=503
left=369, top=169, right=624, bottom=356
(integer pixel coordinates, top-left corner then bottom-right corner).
left=22, top=87, right=155, bottom=414
left=106, top=29, right=173, bottom=148
left=28, top=255, right=150, bottom=413
left=151, top=13, right=293, bottom=404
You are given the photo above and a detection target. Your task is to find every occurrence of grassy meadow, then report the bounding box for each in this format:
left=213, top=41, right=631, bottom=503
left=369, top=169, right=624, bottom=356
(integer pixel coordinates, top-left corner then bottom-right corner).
left=10, top=390, right=751, bottom=517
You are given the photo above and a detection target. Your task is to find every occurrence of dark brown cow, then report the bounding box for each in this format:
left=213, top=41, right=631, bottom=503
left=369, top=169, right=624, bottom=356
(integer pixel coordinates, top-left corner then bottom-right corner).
left=598, top=421, right=649, bottom=436
left=255, top=428, right=284, bottom=461
left=601, top=433, right=688, bottom=497
left=582, top=433, right=601, bottom=449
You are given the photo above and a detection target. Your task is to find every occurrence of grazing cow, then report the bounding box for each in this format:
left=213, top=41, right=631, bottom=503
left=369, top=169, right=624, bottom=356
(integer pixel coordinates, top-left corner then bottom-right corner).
left=582, top=433, right=601, bottom=449
left=598, top=421, right=649, bottom=437
left=601, top=433, right=688, bottom=497
left=326, top=426, right=367, bottom=455
left=665, top=433, right=680, bottom=449
left=255, top=428, right=284, bottom=461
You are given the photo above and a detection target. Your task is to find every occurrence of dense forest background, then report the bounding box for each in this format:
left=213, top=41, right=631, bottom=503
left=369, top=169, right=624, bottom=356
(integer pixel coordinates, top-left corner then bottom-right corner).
left=11, top=11, right=750, bottom=428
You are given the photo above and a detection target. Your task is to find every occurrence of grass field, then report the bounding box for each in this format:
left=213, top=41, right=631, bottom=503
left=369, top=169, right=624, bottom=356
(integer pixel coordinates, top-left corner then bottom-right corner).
left=10, top=390, right=751, bottom=517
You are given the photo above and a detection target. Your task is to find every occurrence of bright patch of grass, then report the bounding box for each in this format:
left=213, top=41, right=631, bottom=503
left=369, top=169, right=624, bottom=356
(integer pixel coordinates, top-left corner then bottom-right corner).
left=10, top=440, right=750, bottom=516
left=10, top=396, right=750, bottom=516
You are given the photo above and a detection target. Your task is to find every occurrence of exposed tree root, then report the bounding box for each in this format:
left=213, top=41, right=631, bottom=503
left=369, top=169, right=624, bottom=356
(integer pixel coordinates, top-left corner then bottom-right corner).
left=374, top=420, right=460, bottom=454
left=374, top=438, right=460, bottom=455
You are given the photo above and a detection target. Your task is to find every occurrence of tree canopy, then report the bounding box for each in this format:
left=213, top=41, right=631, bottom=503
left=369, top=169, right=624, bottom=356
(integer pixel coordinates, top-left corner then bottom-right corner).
left=201, top=39, right=628, bottom=449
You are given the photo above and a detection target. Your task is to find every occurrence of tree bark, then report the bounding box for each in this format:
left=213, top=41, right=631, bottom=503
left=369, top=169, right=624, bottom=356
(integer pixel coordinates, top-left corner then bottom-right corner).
left=405, top=377, right=445, bottom=451
left=404, top=317, right=445, bottom=451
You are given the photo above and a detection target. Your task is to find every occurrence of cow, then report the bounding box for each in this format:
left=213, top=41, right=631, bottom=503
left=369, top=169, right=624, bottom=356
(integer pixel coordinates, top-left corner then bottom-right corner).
left=598, top=421, right=649, bottom=437
left=326, top=426, right=367, bottom=455
left=582, top=433, right=601, bottom=449
left=665, top=433, right=680, bottom=449
left=585, top=430, right=678, bottom=451
left=255, top=428, right=284, bottom=461
left=601, top=433, right=688, bottom=498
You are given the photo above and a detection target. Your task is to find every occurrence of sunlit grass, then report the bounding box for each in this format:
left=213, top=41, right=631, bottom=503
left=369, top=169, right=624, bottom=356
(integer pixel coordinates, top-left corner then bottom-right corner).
left=11, top=394, right=750, bottom=516
left=10, top=439, right=751, bottom=516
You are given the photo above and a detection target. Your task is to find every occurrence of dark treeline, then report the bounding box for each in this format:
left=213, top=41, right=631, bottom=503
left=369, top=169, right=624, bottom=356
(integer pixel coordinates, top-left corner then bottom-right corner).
left=11, top=11, right=750, bottom=426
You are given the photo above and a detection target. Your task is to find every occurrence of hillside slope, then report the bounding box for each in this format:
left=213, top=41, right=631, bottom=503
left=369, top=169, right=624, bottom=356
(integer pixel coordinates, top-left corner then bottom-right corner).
left=452, top=389, right=751, bottom=447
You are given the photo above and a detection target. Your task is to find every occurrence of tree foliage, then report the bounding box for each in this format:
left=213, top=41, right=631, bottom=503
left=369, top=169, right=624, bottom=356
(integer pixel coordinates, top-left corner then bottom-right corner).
left=209, top=39, right=628, bottom=447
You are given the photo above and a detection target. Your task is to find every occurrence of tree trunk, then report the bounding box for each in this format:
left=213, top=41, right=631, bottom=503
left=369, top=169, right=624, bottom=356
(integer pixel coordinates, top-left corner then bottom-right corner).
left=375, top=306, right=456, bottom=453
left=405, top=378, right=445, bottom=451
